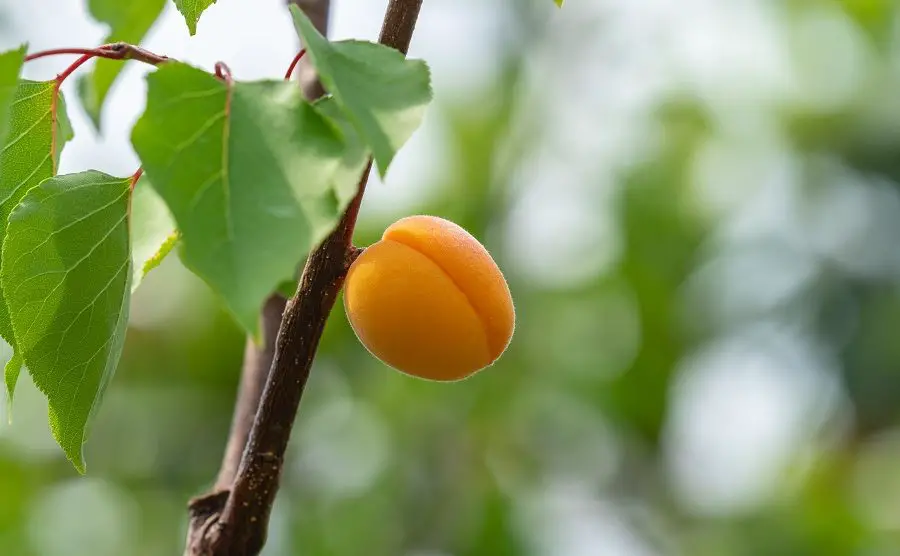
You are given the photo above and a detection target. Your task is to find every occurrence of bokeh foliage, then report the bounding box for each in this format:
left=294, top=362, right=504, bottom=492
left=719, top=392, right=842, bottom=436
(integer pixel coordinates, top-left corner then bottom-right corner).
left=4, top=0, right=900, bottom=555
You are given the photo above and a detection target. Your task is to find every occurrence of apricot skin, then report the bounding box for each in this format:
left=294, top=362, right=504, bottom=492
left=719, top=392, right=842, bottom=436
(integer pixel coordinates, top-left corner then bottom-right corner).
left=343, top=215, right=515, bottom=381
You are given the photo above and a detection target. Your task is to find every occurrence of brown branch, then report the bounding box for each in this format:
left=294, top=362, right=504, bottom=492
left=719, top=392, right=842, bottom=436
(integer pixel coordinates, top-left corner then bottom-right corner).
left=184, top=1, right=424, bottom=554
left=215, top=296, right=288, bottom=490
left=183, top=295, right=287, bottom=554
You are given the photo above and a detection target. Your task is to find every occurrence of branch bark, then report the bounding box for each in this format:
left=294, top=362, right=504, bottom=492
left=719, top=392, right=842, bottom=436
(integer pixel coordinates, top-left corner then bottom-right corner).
left=214, top=294, right=286, bottom=491
left=184, top=1, right=423, bottom=554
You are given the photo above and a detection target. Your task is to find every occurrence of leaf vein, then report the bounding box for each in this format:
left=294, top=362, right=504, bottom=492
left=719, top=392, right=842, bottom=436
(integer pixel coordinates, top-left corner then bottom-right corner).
left=13, top=210, right=129, bottom=341
left=7, top=188, right=129, bottom=285
left=0, top=152, right=51, bottom=208
left=49, top=256, right=128, bottom=425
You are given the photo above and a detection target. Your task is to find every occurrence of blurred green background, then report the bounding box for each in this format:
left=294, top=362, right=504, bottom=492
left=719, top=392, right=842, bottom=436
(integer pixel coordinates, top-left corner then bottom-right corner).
left=4, top=0, right=900, bottom=554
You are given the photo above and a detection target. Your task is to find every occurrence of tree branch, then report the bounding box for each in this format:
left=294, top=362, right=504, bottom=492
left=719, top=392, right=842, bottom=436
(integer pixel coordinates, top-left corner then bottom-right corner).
left=184, top=1, right=423, bottom=555
left=214, top=295, right=286, bottom=490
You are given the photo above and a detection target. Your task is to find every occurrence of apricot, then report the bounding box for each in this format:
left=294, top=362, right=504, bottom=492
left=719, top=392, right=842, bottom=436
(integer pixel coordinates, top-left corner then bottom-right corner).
left=343, top=215, right=515, bottom=381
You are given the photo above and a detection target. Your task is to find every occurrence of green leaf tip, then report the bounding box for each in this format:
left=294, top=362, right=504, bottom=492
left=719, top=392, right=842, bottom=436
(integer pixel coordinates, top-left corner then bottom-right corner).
left=174, top=0, right=217, bottom=35
left=555, top=0, right=564, bottom=7
left=131, top=62, right=369, bottom=337
left=289, top=4, right=433, bottom=179
left=1, top=170, right=133, bottom=473
left=4, top=351, right=21, bottom=424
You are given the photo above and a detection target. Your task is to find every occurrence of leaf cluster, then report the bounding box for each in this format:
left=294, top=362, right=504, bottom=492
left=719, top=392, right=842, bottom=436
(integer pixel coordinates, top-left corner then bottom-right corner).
left=0, top=6, right=432, bottom=472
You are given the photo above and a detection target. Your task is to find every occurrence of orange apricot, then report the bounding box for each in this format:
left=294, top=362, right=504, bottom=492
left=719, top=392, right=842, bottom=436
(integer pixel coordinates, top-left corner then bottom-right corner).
left=343, top=215, right=515, bottom=381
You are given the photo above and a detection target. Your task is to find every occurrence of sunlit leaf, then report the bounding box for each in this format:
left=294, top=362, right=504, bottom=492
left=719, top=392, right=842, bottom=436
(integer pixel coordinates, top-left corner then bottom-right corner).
left=78, top=0, right=167, bottom=129
left=0, top=46, right=26, bottom=406
left=0, top=79, right=74, bottom=401
left=0, top=46, right=26, bottom=145
left=1, top=170, right=132, bottom=472
left=129, top=173, right=176, bottom=291
left=131, top=62, right=368, bottom=337
left=290, top=5, right=432, bottom=177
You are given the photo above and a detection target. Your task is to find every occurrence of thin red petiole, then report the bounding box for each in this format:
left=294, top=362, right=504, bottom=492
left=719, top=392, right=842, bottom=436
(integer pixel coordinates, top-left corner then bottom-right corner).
left=127, top=167, right=144, bottom=216
left=25, top=47, right=109, bottom=62
left=130, top=167, right=144, bottom=190
left=50, top=53, right=94, bottom=174
left=28, top=43, right=168, bottom=176
left=283, top=49, right=306, bottom=80
left=55, top=53, right=95, bottom=87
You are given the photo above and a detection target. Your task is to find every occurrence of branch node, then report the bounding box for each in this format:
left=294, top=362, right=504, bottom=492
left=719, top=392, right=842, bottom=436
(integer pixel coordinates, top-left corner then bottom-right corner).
left=214, top=62, right=234, bottom=85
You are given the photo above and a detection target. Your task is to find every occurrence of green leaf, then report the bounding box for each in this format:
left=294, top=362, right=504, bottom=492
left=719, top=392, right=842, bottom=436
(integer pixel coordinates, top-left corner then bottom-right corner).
left=290, top=5, right=432, bottom=177
left=0, top=80, right=74, bottom=397
left=174, top=0, right=217, bottom=35
left=0, top=46, right=26, bottom=144
left=555, top=0, right=564, bottom=6
left=0, top=48, right=28, bottom=409
left=131, top=62, right=368, bottom=337
left=129, top=173, right=177, bottom=290
left=78, top=0, right=167, bottom=129
left=1, top=170, right=132, bottom=472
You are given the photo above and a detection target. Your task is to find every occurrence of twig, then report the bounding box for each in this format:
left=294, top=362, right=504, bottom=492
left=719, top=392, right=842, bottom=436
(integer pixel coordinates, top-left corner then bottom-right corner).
left=102, top=42, right=169, bottom=65
left=184, top=1, right=424, bottom=554
left=25, top=42, right=169, bottom=65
